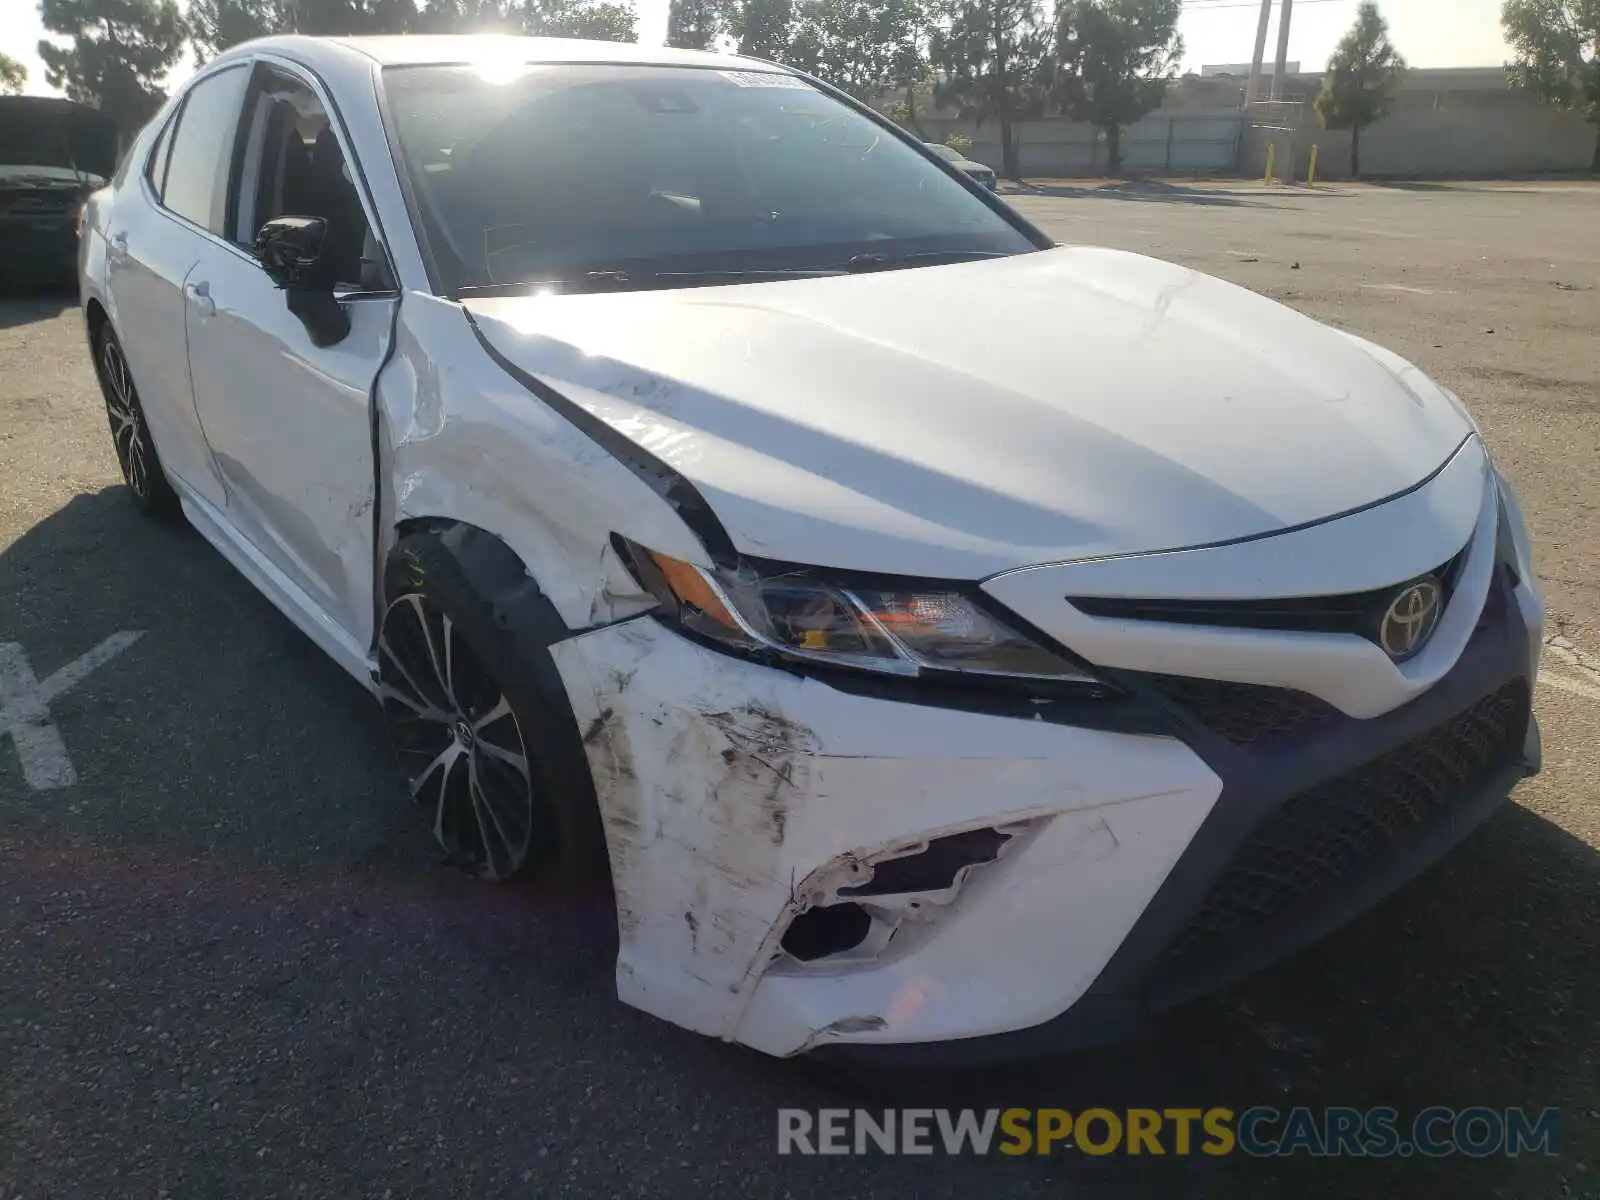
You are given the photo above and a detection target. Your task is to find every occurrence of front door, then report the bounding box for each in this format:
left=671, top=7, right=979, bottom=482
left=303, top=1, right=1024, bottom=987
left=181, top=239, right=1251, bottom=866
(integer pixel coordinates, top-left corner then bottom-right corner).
left=183, top=61, right=397, bottom=651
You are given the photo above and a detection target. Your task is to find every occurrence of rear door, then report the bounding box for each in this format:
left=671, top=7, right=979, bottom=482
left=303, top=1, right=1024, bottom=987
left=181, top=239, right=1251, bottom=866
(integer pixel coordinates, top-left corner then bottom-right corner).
left=182, top=59, right=397, bottom=652
left=104, top=67, right=252, bottom=511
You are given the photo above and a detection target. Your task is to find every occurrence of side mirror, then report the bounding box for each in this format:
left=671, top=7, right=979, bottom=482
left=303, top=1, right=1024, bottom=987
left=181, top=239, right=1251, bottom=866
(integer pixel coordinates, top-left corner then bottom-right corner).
left=251, top=215, right=350, bottom=348
left=253, top=215, right=331, bottom=288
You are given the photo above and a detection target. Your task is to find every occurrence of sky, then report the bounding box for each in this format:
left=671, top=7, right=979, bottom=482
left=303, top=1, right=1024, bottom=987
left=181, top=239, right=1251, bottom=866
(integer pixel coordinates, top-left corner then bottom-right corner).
left=2, top=0, right=1514, bottom=99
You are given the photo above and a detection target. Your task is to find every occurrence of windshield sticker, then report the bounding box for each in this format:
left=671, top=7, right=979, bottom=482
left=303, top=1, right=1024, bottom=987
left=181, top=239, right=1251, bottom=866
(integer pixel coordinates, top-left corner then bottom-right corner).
left=718, top=70, right=813, bottom=89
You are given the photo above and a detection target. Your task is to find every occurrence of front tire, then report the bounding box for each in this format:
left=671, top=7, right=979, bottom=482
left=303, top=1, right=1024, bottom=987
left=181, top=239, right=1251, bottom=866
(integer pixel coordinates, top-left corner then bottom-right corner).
left=93, top=325, right=179, bottom=518
left=377, top=530, right=606, bottom=884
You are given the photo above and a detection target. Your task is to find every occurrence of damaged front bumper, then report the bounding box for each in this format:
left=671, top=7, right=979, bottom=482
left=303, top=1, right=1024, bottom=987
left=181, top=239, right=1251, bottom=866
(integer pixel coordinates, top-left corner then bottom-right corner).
left=548, top=540, right=1542, bottom=1059
left=550, top=616, right=1225, bottom=1056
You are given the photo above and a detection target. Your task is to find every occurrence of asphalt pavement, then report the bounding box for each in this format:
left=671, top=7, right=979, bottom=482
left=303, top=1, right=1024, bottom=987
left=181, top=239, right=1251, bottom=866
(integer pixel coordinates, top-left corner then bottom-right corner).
left=2, top=182, right=1597, bottom=1199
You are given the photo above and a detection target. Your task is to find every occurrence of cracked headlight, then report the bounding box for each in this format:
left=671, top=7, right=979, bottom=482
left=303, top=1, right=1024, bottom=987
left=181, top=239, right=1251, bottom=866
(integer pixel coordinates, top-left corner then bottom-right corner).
left=624, top=542, right=1100, bottom=685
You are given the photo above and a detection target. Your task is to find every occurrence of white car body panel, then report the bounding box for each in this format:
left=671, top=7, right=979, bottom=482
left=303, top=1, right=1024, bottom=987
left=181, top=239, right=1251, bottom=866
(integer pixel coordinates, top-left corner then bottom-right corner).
left=75, top=34, right=1544, bottom=1059
left=99, top=156, right=230, bottom=509
left=186, top=238, right=393, bottom=648
left=376, top=294, right=713, bottom=630
left=177, top=479, right=375, bottom=684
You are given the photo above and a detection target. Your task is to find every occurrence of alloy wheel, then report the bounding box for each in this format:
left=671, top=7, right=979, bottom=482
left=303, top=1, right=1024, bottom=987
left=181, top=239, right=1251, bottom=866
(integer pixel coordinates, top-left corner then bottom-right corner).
left=378, top=592, right=536, bottom=880
left=100, top=336, right=150, bottom=500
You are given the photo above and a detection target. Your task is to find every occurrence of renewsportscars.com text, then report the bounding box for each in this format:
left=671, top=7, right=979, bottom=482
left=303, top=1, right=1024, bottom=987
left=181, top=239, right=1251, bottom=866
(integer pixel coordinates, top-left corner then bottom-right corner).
left=777, top=1107, right=1560, bottom=1158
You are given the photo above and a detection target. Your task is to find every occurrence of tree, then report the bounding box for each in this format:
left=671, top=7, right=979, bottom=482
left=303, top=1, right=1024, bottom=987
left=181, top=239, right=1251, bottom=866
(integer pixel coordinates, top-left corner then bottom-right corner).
left=787, top=0, right=928, bottom=104
left=737, top=0, right=793, bottom=59
left=189, top=0, right=292, bottom=61
left=289, top=0, right=420, bottom=34
left=1314, top=0, right=1406, bottom=177
left=0, top=52, right=27, bottom=94
left=665, top=0, right=732, bottom=49
left=930, top=0, right=1053, bottom=180
left=37, top=0, right=187, bottom=127
left=414, top=0, right=514, bottom=29
left=1502, top=0, right=1600, bottom=172
left=514, top=0, right=637, bottom=39
left=415, top=0, right=636, bottom=39
left=1053, top=0, right=1181, bottom=176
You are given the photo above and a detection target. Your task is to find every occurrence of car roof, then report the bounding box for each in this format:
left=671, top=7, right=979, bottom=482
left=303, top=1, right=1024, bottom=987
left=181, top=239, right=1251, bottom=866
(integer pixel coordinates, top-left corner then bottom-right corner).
left=228, top=33, right=775, bottom=75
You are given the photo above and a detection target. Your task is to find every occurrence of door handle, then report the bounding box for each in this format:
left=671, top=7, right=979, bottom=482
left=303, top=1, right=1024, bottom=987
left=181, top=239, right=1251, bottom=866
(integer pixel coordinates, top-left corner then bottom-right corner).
left=107, top=230, right=129, bottom=261
left=186, top=279, right=216, bottom=318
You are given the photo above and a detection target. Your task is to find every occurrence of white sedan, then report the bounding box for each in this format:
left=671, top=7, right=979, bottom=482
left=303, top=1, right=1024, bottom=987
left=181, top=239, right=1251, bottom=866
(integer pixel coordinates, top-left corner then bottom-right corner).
left=79, top=34, right=1544, bottom=1061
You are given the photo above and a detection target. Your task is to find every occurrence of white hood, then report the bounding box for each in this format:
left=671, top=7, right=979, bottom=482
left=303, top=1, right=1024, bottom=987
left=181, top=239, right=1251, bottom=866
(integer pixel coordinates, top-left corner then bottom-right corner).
left=466, top=246, right=1473, bottom=578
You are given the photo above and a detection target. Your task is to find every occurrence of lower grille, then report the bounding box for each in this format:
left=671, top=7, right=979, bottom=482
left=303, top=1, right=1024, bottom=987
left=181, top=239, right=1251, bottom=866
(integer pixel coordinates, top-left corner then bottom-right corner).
left=1148, top=675, right=1336, bottom=744
left=1150, top=679, right=1528, bottom=975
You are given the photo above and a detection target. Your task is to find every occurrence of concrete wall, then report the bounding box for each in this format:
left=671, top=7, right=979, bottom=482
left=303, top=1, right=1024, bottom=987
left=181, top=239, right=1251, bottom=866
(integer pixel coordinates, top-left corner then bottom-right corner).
left=906, top=74, right=1596, bottom=180
left=917, top=113, right=1244, bottom=177
left=1243, top=90, right=1598, bottom=180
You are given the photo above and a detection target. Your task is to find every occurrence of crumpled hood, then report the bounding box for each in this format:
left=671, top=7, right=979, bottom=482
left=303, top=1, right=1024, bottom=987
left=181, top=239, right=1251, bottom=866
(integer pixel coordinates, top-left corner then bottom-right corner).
left=465, top=246, right=1473, bottom=578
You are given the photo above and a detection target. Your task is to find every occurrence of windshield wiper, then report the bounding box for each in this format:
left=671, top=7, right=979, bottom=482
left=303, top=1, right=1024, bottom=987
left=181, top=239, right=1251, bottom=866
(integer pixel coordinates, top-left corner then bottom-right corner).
left=458, top=266, right=846, bottom=298
left=843, top=249, right=1019, bottom=273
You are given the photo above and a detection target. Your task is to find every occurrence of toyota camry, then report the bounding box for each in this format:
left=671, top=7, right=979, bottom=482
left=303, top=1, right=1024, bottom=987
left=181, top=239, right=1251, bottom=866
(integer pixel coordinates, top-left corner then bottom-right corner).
left=77, top=34, right=1544, bottom=1060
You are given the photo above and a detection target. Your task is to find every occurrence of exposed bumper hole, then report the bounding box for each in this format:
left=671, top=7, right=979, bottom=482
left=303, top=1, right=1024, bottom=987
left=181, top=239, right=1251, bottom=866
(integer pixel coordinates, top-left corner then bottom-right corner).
left=839, top=828, right=1012, bottom=898
left=781, top=902, right=872, bottom=962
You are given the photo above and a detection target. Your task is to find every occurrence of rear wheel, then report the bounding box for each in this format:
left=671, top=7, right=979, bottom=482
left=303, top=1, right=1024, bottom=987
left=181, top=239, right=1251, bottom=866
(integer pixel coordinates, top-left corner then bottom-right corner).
left=94, top=325, right=179, bottom=518
left=378, top=530, right=607, bottom=883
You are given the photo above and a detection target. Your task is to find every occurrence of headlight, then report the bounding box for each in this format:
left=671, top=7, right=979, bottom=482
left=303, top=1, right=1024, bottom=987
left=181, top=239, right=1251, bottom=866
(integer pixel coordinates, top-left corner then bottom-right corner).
left=623, top=541, right=1101, bottom=685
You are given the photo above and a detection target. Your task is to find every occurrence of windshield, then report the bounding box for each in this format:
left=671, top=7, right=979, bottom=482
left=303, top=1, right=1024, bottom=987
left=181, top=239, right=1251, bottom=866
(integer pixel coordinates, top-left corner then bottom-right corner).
left=0, top=106, right=116, bottom=179
left=926, top=144, right=963, bottom=163
left=382, top=63, right=1037, bottom=295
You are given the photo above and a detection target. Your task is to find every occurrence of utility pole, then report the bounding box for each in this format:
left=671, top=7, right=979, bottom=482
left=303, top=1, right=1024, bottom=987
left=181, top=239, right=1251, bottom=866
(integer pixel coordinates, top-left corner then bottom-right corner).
left=1244, top=0, right=1273, bottom=106
left=1271, top=0, right=1294, bottom=100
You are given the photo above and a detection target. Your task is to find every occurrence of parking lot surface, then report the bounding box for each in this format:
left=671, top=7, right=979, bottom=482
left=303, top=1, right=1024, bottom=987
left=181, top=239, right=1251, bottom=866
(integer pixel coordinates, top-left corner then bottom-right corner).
left=2, top=181, right=1597, bottom=1198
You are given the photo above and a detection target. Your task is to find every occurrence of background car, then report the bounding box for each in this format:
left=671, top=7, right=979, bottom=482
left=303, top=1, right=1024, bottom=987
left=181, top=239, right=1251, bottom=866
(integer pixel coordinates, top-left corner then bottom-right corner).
left=925, top=141, right=998, bottom=189
left=0, top=97, right=119, bottom=288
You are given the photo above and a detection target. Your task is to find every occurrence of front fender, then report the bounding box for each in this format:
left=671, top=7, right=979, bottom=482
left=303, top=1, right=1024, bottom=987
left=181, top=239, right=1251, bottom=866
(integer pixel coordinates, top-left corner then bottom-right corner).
left=375, top=293, right=709, bottom=638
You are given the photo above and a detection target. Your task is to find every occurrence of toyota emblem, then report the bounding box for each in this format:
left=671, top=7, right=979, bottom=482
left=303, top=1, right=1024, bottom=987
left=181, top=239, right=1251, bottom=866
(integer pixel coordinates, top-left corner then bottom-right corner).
left=1378, top=578, right=1443, bottom=660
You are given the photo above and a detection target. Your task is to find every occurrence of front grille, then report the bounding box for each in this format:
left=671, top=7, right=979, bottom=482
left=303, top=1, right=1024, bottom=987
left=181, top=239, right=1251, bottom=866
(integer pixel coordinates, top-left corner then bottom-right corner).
left=0, top=189, right=79, bottom=218
left=1067, top=545, right=1469, bottom=645
left=1151, top=679, right=1528, bottom=975
left=1147, top=675, right=1337, bottom=744
left=1146, top=565, right=1508, bottom=745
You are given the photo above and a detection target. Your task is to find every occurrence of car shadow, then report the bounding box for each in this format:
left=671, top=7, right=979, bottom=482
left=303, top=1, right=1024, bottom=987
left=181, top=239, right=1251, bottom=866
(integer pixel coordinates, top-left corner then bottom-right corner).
left=1004, top=180, right=1285, bottom=209
left=0, top=482, right=621, bottom=948
left=1364, top=178, right=1598, bottom=194
left=0, top=486, right=419, bottom=877
left=0, top=280, right=77, bottom=329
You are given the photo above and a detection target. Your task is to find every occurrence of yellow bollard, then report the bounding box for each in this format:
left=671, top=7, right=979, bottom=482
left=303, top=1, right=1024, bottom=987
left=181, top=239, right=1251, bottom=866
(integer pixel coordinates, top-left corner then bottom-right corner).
left=1264, top=141, right=1277, bottom=185
left=1307, top=143, right=1320, bottom=188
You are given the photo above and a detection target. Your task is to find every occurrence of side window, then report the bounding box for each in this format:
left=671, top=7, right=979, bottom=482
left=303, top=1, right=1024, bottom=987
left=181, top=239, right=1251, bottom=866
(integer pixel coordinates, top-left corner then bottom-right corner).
left=232, top=66, right=390, bottom=290
left=160, top=66, right=250, bottom=235
left=144, top=108, right=178, bottom=196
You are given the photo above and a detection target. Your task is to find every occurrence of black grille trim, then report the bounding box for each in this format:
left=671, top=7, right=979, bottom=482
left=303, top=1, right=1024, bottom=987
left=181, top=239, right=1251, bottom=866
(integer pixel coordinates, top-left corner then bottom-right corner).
left=1146, top=678, right=1529, bottom=990
left=1067, top=545, right=1470, bottom=643
left=1146, top=675, right=1338, bottom=744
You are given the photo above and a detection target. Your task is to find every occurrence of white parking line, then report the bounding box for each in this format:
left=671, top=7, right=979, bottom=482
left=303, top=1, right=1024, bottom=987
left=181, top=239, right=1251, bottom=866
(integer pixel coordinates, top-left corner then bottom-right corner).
left=1538, top=636, right=1600, bottom=703
left=0, top=632, right=144, bottom=790
left=1360, top=284, right=1457, bottom=296
left=1538, top=671, right=1600, bottom=702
